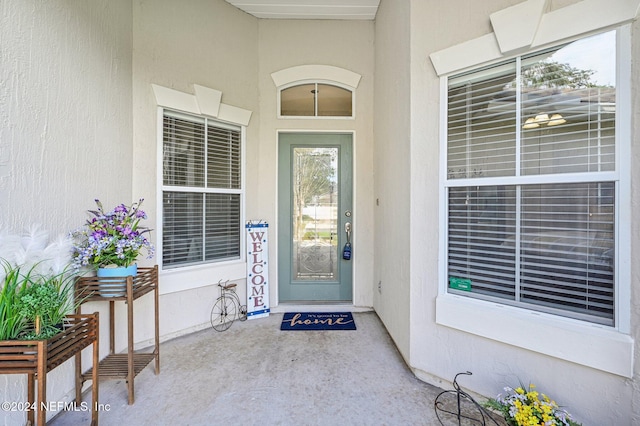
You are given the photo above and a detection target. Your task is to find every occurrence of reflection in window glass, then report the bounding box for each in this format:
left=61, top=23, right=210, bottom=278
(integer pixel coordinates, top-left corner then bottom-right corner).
left=317, top=84, right=352, bottom=116
left=520, top=31, right=616, bottom=175
left=447, top=63, right=517, bottom=179
left=447, top=30, right=616, bottom=179
left=281, top=84, right=315, bottom=116
left=280, top=83, right=353, bottom=117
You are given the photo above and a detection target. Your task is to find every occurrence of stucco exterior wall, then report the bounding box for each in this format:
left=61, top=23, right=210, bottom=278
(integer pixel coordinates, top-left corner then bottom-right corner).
left=130, top=0, right=259, bottom=342
left=629, top=14, right=640, bottom=426
left=257, top=19, right=375, bottom=309
left=0, top=0, right=133, bottom=229
left=372, top=0, right=412, bottom=360
left=0, top=0, right=133, bottom=423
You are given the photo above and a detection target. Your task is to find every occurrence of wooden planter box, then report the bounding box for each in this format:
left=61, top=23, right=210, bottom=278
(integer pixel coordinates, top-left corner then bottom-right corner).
left=0, top=313, right=99, bottom=425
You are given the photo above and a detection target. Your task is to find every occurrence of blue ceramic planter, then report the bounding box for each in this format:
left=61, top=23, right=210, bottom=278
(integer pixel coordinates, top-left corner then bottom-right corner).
left=96, top=264, right=137, bottom=296
left=97, top=264, right=138, bottom=278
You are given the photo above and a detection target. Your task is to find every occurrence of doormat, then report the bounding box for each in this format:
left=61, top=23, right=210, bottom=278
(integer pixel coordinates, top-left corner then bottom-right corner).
left=280, top=312, right=356, bottom=331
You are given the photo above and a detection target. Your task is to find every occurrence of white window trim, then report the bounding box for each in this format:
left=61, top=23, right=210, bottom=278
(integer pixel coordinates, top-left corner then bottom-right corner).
left=152, top=84, right=251, bottom=295
left=271, top=64, right=361, bottom=88
left=429, top=0, right=640, bottom=76
left=437, top=25, right=632, bottom=377
left=435, top=294, right=633, bottom=378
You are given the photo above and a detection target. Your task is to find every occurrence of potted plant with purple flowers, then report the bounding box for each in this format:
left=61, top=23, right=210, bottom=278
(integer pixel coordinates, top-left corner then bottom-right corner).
left=72, top=199, right=155, bottom=282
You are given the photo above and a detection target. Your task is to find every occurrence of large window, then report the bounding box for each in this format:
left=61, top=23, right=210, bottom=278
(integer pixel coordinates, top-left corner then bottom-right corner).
left=162, top=110, right=243, bottom=268
left=445, top=30, right=619, bottom=326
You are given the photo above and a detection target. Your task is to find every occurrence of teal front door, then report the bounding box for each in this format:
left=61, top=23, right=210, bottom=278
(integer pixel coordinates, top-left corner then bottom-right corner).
left=278, top=133, right=353, bottom=302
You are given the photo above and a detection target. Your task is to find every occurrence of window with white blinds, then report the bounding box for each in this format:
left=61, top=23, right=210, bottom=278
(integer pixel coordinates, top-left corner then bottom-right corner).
left=445, top=30, right=617, bottom=326
left=162, top=110, right=242, bottom=268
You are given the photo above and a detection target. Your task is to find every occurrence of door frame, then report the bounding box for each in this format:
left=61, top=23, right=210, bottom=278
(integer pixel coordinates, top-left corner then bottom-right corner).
left=276, top=130, right=355, bottom=304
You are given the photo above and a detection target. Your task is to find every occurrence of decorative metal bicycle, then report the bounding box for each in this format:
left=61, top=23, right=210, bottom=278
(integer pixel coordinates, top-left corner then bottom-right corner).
left=210, top=280, right=248, bottom=331
left=434, top=371, right=502, bottom=426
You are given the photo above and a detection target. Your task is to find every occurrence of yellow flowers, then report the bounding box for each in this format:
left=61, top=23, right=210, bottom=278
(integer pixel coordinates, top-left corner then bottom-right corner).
left=486, top=383, right=581, bottom=426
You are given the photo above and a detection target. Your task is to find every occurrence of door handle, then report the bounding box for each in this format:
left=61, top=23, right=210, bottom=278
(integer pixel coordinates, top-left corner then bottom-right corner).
left=345, top=222, right=351, bottom=242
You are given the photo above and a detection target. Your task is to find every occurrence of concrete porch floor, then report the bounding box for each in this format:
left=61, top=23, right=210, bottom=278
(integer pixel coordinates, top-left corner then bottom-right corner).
left=49, top=312, right=464, bottom=426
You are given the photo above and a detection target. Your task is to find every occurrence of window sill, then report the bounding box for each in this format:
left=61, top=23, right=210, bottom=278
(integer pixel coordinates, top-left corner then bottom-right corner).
left=435, top=294, right=633, bottom=378
left=159, top=260, right=246, bottom=295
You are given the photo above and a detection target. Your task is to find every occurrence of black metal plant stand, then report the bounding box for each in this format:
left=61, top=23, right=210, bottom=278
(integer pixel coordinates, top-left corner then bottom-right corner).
left=434, top=371, right=502, bottom=426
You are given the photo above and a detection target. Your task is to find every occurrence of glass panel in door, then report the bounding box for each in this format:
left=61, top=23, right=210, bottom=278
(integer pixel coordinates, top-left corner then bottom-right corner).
left=292, top=147, right=339, bottom=281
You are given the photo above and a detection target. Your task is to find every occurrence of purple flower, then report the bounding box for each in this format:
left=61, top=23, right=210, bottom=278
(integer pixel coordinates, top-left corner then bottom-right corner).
left=71, top=199, right=154, bottom=269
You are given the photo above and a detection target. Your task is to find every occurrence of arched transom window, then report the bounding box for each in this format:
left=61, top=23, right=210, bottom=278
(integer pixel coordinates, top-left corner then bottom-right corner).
left=272, top=65, right=361, bottom=119
left=280, top=82, right=352, bottom=117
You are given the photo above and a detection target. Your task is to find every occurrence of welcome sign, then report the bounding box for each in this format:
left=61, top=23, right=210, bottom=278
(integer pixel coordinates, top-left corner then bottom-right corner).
left=246, top=221, right=270, bottom=319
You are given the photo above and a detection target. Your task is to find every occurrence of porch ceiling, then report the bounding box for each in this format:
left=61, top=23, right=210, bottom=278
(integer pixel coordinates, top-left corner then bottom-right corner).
left=224, top=0, right=380, bottom=20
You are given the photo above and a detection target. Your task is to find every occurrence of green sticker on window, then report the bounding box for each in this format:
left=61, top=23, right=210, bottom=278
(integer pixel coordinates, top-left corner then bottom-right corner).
left=449, top=277, right=472, bottom=291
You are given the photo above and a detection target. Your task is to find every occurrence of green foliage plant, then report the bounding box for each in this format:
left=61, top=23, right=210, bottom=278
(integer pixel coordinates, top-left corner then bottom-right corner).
left=0, top=261, right=31, bottom=340
left=15, top=266, right=82, bottom=340
left=1, top=259, right=83, bottom=341
left=1, top=227, right=83, bottom=341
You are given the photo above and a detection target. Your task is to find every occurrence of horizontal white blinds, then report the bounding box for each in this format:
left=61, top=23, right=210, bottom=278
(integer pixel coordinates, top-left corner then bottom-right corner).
left=207, top=126, right=241, bottom=189
left=447, top=65, right=517, bottom=179
left=164, top=115, right=241, bottom=189
left=448, top=34, right=616, bottom=180
left=205, top=194, right=241, bottom=261
left=162, top=111, right=242, bottom=268
left=445, top=31, right=617, bottom=325
left=163, top=192, right=204, bottom=267
left=519, top=61, right=616, bottom=175
left=519, top=183, right=614, bottom=323
left=163, top=116, right=205, bottom=187
left=448, top=186, right=517, bottom=299
left=447, top=183, right=615, bottom=325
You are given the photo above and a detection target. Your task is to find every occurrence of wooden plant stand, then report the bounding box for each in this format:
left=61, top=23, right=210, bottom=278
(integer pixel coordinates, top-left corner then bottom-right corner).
left=75, top=266, right=159, bottom=405
left=0, top=313, right=99, bottom=426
